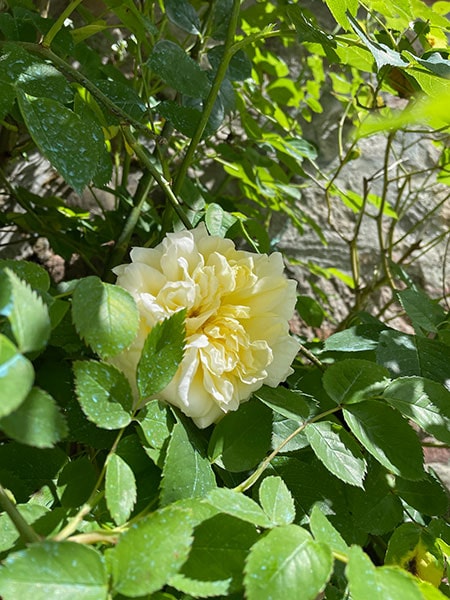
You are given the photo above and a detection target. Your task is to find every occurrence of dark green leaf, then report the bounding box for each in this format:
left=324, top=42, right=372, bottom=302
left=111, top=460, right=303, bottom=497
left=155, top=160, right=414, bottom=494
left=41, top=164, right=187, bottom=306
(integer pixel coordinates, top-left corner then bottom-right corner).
left=160, top=421, right=216, bottom=506
left=377, top=331, right=450, bottom=386
left=0, top=334, right=34, bottom=418
left=208, top=398, right=272, bottom=472
left=383, top=376, right=450, bottom=444
left=106, top=453, right=137, bottom=526
left=137, top=309, right=185, bottom=399
left=57, top=457, right=98, bottom=508
left=296, top=295, right=325, bottom=328
left=15, top=62, right=73, bottom=103
left=208, top=46, right=252, bottom=81
left=112, top=505, right=194, bottom=597
left=17, top=92, right=104, bottom=193
left=258, top=475, right=296, bottom=526
left=180, top=513, right=259, bottom=594
left=244, top=525, right=333, bottom=600
left=254, top=386, right=311, bottom=421
left=73, top=360, right=133, bottom=430
left=397, top=288, right=447, bottom=334
left=305, top=421, right=367, bottom=487
left=148, top=41, right=211, bottom=98
left=413, top=52, right=450, bottom=77
left=205, top=488, right=272, bottom=528
left=323, top=359, right=390, bottom=405
left=0, top=542, right=108, bottom=600
left=346, top=460, right=403, bottom=535
left=95, top=79, right=147, bottom=122
left=394, top=472, right=449, bottom=516
left=343, top=400, right=424, bottom=480
left=72, top=276, right=140, bottom=359
left=164, top=0, right=201, bottom=35
left=0, top=83, right=16, bottom=121
left=158, top=100, right=203, bottom=137
left=0, top=269, right=51, bottom=353
left=0, top=387, right=67, bottom=448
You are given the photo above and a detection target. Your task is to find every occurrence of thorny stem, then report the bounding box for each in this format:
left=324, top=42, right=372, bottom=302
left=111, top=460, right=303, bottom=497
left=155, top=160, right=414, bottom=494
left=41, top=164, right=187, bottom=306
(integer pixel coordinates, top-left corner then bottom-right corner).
left=298, top=344, right=326, bottom=371
left=122, top=127, right=192, bottom=229
left=0, top=483, right=41, bottom=544
left=233, top=405, right=341, bottom=493
left=172, top=0, right=241, bottom=197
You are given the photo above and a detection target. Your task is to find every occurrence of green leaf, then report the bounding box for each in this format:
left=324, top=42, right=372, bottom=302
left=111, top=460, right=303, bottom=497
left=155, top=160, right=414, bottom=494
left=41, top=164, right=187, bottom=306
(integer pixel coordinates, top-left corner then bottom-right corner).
left=205, top=488, right=272, bottom=528
left=296, top=295, right=325, bottom=328
left=258, top=475, right=296, bottom=526
left=377, top=331, right=450, bottom=386
left=180, top=513, right=259, bottom=594
left=323, top=324, right=385, bottom=352
left=94, top=79, right=147, bottom=122
left=0, top=260, right=50, bottom=292
left=57, top=457, right=98, bottom=508
left=394, top=473, right=449, bottom=516
left=160, top=421, right=216, bottom=506
left=255, top=385, right=311, bottom=421
left=0, top=542, right=108, bottom=600
left=164, top=0, right=201, bottom=35
left=346, top=546, right=423, bottom=600
left=397, top=288, right=447, bottom=335
left=112, top=505, right=194, bottom=597
left=343, top=400, right=424, bottom=480
left=158, top=100, right=206, bottom=137
left=244, top=525, right=333, bottom=600
left=106, top=453, right=137, bottom=526
left=73, top=360, right=133, bottom=430
left=346, top=460, right=403, bottom=535
left=169, top=573, right=230, bottom=598
left=383, top=377, right=450, bottom=444
left=0, top=387, right=67, bottom=448
left=347, top=13, right=408, bottom=69
left=323, top=359, right=390, bottom=405
left=305, top=421, right=367, bottom=487
left=0, top=268, right=51, bottom=353
left=72, top=276, right=139, bottom=359
left=137, top=399, right=174, bottom=449
left=309, top=504, right=349, bottom=556
left=0, top=504, right=49, bottom=553
left=137, top=309, right=185, bottom=399
left=0, top=43, right=72, bottom=103
left=208, top=398, right=273, bottom=472
left=17, top=92, right=104, bottom=194
left=205, top=203, right=237, bottom=237
left=0, top=83, right=16, bottom=121
left=323, top=0, right=358, bottom=30
left=0, top=334, right=34, bottom=418
left=148, top=40, right=211, bottom=98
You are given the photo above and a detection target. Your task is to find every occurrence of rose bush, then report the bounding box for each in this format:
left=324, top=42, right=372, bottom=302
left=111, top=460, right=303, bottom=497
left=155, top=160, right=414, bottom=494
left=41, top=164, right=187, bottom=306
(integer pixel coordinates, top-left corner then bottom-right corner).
left=111, top=223, right=300, bottom=427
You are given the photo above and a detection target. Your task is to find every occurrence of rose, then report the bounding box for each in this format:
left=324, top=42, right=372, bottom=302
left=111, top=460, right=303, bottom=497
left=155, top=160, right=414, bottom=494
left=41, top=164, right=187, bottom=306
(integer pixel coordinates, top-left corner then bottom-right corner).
left=110, top=223, right=300, bottom=428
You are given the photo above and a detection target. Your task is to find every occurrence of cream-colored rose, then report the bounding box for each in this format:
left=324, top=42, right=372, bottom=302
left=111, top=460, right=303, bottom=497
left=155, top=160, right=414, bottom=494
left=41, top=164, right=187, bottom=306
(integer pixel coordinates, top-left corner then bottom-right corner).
left=111, top=223, right=300, bottom=428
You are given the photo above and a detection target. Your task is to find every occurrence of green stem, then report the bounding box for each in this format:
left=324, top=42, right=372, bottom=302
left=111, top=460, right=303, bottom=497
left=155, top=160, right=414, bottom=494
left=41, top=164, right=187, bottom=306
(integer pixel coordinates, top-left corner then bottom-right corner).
left=42, top=0, right=84, bottom=48
left=53, top=426, right=128, bottom=542
left=0, top=483, right=41, bottom=544
left=233, top=405, right=341, bottom=493
left=172, top=0, right=241, bottom=197
left=122, top=127, right=192, bottom=229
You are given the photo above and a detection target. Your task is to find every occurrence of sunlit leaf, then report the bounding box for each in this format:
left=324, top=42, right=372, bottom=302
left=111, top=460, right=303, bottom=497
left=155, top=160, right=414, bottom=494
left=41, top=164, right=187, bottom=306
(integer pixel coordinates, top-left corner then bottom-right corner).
left=106, top=453, right=137, bottom=526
